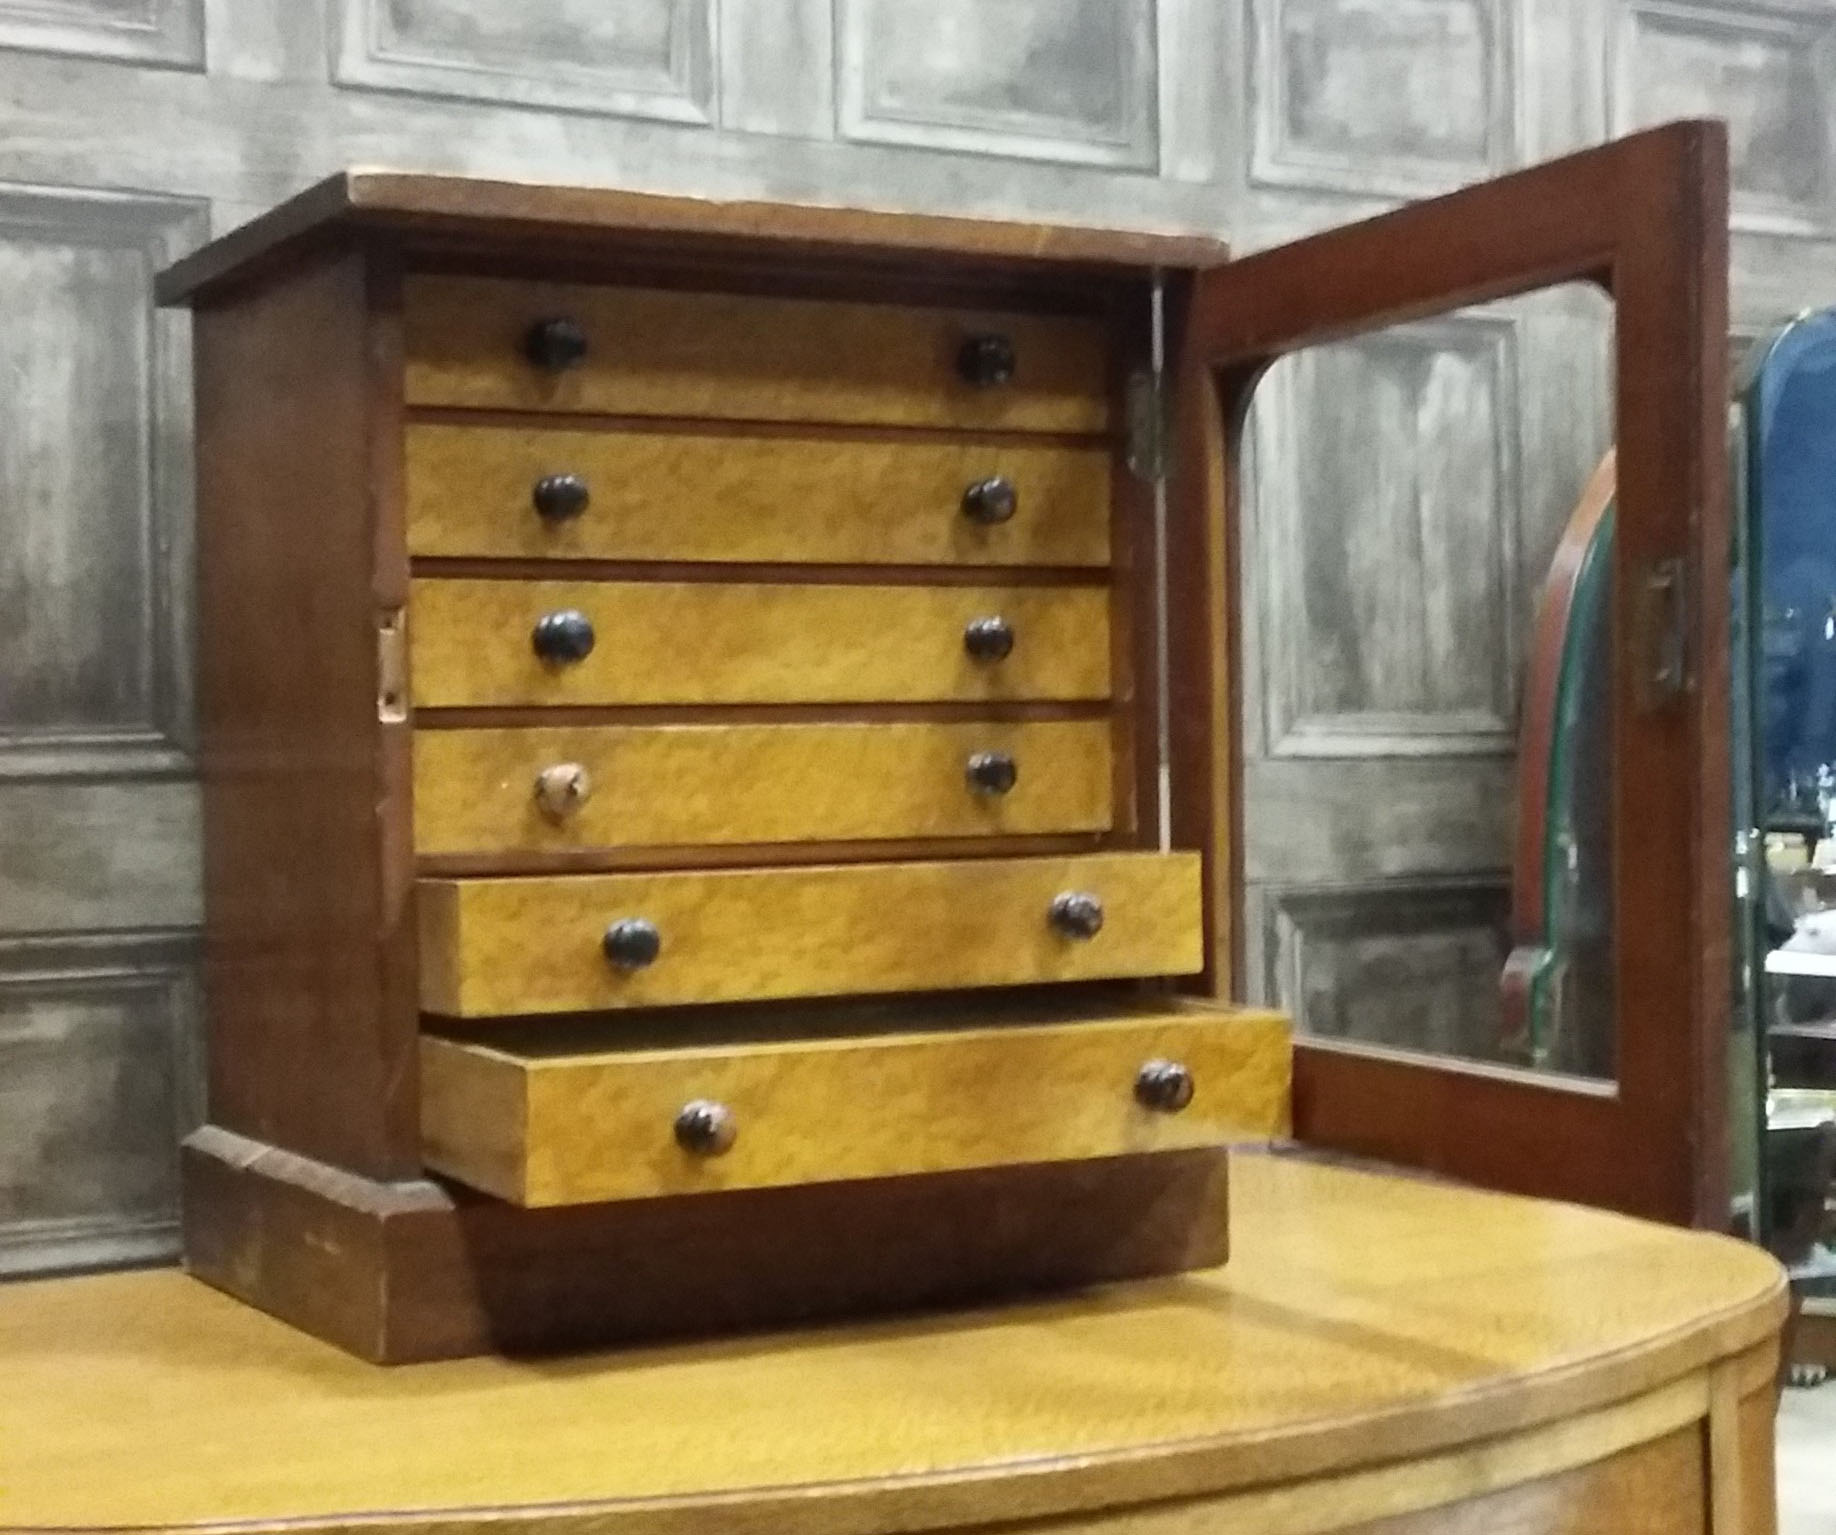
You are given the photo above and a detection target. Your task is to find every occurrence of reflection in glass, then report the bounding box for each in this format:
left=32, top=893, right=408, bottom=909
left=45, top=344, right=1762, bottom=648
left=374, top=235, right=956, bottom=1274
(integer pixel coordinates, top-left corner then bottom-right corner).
left=1503, top=455, right=1614, bottom=1078
left=1736, top=310, right=1836, bottom=1279
left=1239, top=285, right=1614, bottom=1079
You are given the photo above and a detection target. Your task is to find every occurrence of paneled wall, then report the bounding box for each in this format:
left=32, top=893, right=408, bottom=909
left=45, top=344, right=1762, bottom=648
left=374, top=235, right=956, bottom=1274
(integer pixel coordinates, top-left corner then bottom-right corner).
left=0, top=0, right=1832, bottom=1272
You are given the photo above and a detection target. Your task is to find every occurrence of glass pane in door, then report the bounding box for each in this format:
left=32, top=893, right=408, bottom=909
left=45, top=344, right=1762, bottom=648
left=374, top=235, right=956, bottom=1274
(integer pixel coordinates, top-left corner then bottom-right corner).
left=1239, top=282, right=1618, bottom=1081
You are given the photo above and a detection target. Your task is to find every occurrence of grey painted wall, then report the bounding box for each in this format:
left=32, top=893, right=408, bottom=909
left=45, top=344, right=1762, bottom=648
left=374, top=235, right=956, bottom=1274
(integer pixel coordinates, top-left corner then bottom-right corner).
left=0, top=0, right=1832, bottom=1273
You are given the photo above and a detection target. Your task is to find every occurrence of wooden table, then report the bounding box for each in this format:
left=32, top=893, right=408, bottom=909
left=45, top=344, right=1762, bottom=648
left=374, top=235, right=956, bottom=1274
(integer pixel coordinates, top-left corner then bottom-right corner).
left=0, top=1155, right=1788, bottom=1535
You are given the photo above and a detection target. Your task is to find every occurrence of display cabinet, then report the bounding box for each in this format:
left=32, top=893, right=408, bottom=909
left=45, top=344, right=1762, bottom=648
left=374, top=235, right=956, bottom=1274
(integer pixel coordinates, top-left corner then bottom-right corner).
left=1739, top=308, right=1836, bottom=1377
left=158, top=120, right=1734, bottom=1361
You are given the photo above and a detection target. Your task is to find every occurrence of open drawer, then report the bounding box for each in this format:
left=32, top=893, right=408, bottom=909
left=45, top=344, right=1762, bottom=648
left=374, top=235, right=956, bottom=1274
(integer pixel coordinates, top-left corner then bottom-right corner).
left=420, top=995, right=1289, bottom=1206
left=417, top=852, right=1203, bottom=1017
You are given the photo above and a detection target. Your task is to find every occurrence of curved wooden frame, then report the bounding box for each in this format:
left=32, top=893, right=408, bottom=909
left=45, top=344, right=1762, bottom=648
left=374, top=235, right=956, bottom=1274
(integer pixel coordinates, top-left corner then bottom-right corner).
left=1500, top=449, right=1618, bottom=1061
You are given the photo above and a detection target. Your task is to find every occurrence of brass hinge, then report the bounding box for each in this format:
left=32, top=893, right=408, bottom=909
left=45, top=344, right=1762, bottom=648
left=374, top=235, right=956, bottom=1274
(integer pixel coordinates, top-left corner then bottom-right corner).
left=377, top=607, right=407, bottom=724
left=1125, top=370, right=1170, bottom=483
left=1634, top=557, right=1689, bottom=712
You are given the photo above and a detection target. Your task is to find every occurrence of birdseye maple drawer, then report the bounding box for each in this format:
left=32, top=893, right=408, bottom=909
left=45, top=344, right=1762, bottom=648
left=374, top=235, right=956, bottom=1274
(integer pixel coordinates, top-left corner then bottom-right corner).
left=416, top=851, right=1203, bottom=1017
left=402, top=423, right=1113, bottom=567
left=408, top=578, right=1111, bottom=707
left=413, top=719, right=1115, bottom=856
left=402, top=276, right=1111, bottom=432
left=419, top=997, right=1290, bottom=1206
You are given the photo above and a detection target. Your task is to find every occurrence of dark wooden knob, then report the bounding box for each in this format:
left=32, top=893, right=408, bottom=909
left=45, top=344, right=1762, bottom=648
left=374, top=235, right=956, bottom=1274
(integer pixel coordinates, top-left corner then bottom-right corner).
left=957, top=333, right=1016, bottom=387
left=961, top=476, right=1018, bottom=525
left=524, top=316, right=589, bottom=371
left=602, top=918, right=661, bottom=970
left=966, top=751, right=1018, bottom=796
left=532, top=609, right=595, bottom=664
left=964, top=615, right=1015, bottom=662
left=674, top=1099, right=737, bottom=1156
left=533, top=474, right=590, bottom=522
left=1048, top=890, right=1104, bottom=940
left=1135, top=1059, right=1195, bottom=1113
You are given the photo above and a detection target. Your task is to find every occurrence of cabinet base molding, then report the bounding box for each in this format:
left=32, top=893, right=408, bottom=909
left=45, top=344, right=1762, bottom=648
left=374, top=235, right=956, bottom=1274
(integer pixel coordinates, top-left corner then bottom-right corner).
left=181, top=1125, right=1231, bottom=1363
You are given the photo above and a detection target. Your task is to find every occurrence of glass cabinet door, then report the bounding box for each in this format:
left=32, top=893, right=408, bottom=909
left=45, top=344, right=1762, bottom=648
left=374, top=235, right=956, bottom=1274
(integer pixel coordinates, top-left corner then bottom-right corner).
left=1734, top=311, right=1836, bottom=1280
left=1175, top=120, right=1731, bottom=1225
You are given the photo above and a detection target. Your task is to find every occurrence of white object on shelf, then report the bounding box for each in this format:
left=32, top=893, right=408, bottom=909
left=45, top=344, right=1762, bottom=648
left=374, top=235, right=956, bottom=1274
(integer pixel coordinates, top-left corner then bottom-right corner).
left=1766, top=949, right=1836, bottom=978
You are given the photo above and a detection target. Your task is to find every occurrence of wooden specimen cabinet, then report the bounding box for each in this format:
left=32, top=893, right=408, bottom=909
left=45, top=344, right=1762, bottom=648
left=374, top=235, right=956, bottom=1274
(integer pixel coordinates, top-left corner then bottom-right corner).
left=156, top=119, right=1733, bottom=1363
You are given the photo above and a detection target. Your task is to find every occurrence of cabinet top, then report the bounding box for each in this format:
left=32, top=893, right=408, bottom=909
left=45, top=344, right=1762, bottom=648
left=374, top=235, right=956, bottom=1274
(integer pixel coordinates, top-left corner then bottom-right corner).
left=0, top=1154, right=1783, bottom=1535
left=156, top=170, right=1232, bottom=307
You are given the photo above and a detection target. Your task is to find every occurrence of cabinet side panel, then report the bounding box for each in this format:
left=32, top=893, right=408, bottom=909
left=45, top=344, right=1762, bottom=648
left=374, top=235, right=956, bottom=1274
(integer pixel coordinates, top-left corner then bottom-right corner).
left=193, top=250, right=417, bottom=1177
left=1165, top=278, right=1238, bottom=999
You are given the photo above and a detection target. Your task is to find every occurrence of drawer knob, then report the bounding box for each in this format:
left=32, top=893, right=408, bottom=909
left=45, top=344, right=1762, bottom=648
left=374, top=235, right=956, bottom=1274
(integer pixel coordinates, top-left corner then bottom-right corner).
left=533, top=473, right=591, bottom=522
left=674, top=1099, right=737, bottom=1156
left=963, top=615, right=1015, bottom=662
left=1048, top=890, right=1104, bottom=940
left=1135, top=1059, right=1195, bottom=1114
left=534, top=762, right=592, bottom=820
left=958, top=333, right=1016, bottom=388
left=532, top=609, right=595, bottom=664
left=524, top=316, right=589, bottom=372
left=602, top=918, right=661, bottom=970
left=961, top=475, right=1018, bottom=525
left=966, top=750, right=1018, bottom=796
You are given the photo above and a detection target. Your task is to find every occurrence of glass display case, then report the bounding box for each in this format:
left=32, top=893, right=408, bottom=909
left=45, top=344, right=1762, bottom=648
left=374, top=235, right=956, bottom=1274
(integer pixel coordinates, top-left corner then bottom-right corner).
left=1515, top=307, right=1836, bottom=1379
left=1737, top=311, right=1836, bottom=1377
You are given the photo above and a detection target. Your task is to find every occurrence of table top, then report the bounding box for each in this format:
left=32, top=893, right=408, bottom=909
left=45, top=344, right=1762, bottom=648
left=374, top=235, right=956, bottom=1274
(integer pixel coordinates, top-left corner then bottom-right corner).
left=0, top=1154, right=1785, bottom=1535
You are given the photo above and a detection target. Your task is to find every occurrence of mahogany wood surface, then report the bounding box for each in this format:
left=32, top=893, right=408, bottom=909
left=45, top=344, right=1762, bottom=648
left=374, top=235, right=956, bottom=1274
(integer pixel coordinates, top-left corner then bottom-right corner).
left=178, top=1126, right=1236, bottom=1364
left=155, top=171, right=1232, bottom=308
left=2, top=1156, right=1785, bottom=1533
left=190, top=249, right=420, bottom=1180
left=1177, top=121, right=1731, bottom=1228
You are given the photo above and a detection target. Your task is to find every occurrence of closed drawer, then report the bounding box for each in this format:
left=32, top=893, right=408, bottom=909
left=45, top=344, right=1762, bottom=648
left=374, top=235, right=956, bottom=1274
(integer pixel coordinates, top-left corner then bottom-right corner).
left=402, top=277, right=1110, bottom=432
left=419, top=997, right=1290, bottom=1205
left=404, top=423, right=1112, bottom=567
left=409, top=578, right=1110, bottom=707
left=413, top=720, right=1114, bottom=856
left=417, top=851, right=1203, bottom=1016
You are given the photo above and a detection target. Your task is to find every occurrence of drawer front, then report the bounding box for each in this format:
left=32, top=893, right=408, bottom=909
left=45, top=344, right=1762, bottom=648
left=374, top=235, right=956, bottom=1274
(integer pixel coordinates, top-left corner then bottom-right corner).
left=404, top=423, right=1112, bottom=567
left=409, top=578, right=1110, bottom=707
left=417, top=851, right=1203, bottom=1016
left=403, top=277, right=1110, bottom=432
left=413, top=720, right=1114, bottom=855
left=420, top=1003, right=1291, bottom=1205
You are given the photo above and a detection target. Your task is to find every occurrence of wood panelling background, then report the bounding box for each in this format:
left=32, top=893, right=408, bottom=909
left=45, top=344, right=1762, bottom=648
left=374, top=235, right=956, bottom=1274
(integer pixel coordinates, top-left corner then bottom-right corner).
left=0, top=0, right=1832, bottom=1273
left=1237, top=279, right=1615, bottom=1068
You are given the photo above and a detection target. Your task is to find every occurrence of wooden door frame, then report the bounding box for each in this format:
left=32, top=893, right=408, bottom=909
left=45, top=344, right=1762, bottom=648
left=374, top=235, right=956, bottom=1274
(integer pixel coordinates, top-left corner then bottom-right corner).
left=1169, top=120, right=1731, bottom=1226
